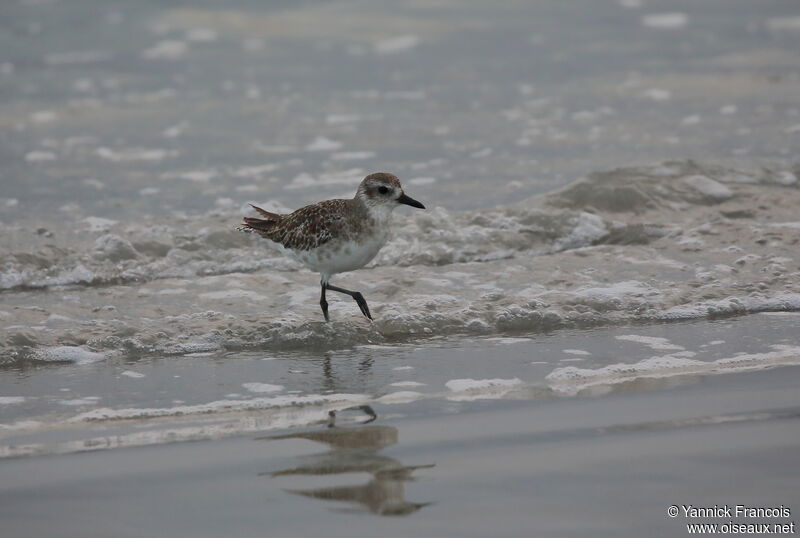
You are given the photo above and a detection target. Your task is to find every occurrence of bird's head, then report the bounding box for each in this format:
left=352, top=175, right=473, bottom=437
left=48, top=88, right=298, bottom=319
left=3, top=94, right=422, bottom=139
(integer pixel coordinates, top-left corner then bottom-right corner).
left=356, top=172, right=425, bottom=213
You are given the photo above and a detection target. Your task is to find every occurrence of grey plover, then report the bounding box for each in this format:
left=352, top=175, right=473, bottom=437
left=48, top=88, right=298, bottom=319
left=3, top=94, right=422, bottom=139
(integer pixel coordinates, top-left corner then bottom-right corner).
left=239, top=172, right=425, bottom=321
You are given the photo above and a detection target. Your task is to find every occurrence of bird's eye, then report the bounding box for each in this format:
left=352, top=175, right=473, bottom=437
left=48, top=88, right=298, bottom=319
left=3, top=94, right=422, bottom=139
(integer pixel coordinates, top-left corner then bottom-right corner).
left=378, top=186, right=389, bottom=194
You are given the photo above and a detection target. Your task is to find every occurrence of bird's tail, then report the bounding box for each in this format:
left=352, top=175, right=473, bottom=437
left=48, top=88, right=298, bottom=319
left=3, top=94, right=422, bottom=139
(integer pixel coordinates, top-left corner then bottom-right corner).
left=238, top=204, right=284, bottom=233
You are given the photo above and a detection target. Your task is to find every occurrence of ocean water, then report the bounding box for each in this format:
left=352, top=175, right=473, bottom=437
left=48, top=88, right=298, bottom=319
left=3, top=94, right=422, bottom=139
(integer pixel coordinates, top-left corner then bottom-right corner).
left=1, top=317, right=799, bottom=537
left=1, top=0, right=800, bottom=535
left=1, top=313, right=800, bottom=458
left=2, top=158, right=799, bottom=366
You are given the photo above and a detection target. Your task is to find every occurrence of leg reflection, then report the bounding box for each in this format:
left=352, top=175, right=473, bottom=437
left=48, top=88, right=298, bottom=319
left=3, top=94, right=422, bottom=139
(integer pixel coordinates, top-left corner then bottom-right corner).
left=258, top=419, right=434, bottom=516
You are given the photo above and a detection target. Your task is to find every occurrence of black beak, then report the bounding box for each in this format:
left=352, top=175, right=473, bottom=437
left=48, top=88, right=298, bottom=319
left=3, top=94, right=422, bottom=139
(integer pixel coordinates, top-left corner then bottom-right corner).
left=398, top=192, right=425, bottom=209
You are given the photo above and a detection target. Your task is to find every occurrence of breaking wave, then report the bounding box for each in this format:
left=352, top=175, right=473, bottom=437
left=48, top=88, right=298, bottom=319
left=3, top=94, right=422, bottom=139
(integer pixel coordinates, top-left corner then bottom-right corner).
left=2, top=160, right=800, bottom=363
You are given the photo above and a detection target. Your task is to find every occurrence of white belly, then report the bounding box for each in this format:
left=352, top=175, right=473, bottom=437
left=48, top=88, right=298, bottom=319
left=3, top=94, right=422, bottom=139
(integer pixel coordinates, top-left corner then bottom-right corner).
left=284, top=234, right=388, bottom=278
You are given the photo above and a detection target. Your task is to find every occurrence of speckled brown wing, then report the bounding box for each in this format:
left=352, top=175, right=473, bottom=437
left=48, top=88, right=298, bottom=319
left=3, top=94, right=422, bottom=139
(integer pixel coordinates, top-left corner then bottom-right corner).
left=242, top=199, right=357, bottom=251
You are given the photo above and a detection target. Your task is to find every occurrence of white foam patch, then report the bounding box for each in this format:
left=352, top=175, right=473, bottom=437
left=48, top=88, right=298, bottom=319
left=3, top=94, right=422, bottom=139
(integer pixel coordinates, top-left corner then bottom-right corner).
left=681, top=115, right=701, bottom=126
left=162, top=169, right=216, bottom=182
left=69, top=393, right=368, bottom=422
left=326, top=114, right=361, bottom=125
left=487, top=337, right=530, bottom=344
left=615, top=335, right=684, bottom=351
left=331, top=151, right=375, bottom=161
left=167, top=341, right=222, bottom=355
left=445, top=378, right=523, bottom=401
left=84, top=216, right=117, bottom=233
left=773, top=172, right=797, bottom=186
left=641, top=88, right=671, bottom=101
left=233, top=164, right=279, bottom=178
left=377, top=391, right=424, bottom=403
left=766, top=17, right=800, bottom=32
left=31, top=110, right=58, bottom=123
left=0, top=420, right=42, bottom=432
left=0, top=397, right=25, bottom=405
left=199, top=289, right=267, bottom=301
left=285, top=288, right=317, bottom=308
left=25, top=151, right=57, bottom=162
left=658, top=294, right=800, bottom=320
left=374, top=35, right=420, bottom=54
left=392, top=366, right=415, bottom=371
left=96, top=147, right=178, bottom=162
left=120, top=370, right=145, bottom=379
left=575, top=280, right=658, bottom=298
left=682, top=175, right=733, bottom=201
left=157, top=288, right=187, bottom=296
left=553, top=212, right=608, bottom=251
left=547, top=345, right=800, bottom=395
left=305, top=136, right=342, bottom=152
left=31, top=346, right=107, bottom=364
left=28, top=265, right=96, bottom=288
left=242, top=382, right=284, bottom=394
left=642, top=12, right=688, bottom=29
left=58, top=397, right=101, bottom=406
left=563, top=349, right=591, bottom=356
left=142, top=40, right=188, bottom=60
left=389, top=381, right=426, bottom=387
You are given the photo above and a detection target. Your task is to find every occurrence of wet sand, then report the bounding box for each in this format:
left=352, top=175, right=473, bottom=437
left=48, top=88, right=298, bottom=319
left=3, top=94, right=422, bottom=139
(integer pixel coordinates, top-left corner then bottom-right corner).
left=2, top=315, right=800, bottom=537
left=1, top=361, right=798, bottom=538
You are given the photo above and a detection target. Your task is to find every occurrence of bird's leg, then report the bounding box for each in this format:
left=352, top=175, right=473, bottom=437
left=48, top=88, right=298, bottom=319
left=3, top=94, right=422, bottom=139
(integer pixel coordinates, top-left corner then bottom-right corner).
left=325, top=283, right=372, bottom=320
left=320, top=280, right=329, bottom=322
left=327, top=405, right=377, bottom=428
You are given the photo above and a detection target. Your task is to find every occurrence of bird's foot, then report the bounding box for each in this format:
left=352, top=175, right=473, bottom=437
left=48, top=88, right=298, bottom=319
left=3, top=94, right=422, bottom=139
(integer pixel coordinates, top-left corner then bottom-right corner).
left=352, top=292, right=372, bottom=320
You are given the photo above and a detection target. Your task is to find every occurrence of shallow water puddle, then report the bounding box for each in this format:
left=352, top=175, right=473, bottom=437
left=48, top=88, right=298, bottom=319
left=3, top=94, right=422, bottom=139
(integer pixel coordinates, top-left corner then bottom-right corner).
left=1, top=312, right=798, bottom=458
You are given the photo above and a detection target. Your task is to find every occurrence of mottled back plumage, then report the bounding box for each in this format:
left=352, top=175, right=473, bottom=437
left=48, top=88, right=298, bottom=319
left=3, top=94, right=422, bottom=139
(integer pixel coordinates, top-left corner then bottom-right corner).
left=241, top=199, right=370, bottom=251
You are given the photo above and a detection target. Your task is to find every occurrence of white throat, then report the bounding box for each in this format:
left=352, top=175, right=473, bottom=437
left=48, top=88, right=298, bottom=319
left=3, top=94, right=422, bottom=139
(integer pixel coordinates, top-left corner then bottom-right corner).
left=357, top=192, right=397, bottom=224
left=365, top=202, right=396, bottom=224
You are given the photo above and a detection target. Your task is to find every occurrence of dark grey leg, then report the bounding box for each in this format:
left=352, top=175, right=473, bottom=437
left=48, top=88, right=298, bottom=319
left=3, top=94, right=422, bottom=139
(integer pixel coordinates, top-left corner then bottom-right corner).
left=320, top=281, right=329, bottom=322
left=327, top=405, right=377, bottom=428
left=326, top=283, right=372, bottom=320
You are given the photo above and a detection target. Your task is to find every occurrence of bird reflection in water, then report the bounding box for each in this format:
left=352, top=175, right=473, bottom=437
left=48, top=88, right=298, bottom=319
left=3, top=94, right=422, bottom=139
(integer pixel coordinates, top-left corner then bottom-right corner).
left=258, top=406, right=434, bottom=516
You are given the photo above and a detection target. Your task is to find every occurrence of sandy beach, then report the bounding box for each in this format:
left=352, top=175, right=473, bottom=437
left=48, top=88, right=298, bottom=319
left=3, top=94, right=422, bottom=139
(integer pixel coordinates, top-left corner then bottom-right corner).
left=2, top=315, right=800, bottom=536
left=2, top=348, right=798, bottom=537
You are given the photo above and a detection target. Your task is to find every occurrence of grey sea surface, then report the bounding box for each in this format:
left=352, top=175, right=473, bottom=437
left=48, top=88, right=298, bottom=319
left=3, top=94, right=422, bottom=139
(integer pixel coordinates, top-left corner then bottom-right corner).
left=1, top=0, right=799, bottom=221
left=2, top=0, right=800, bottom=536
left=1, top=315, right=799, bottom=537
